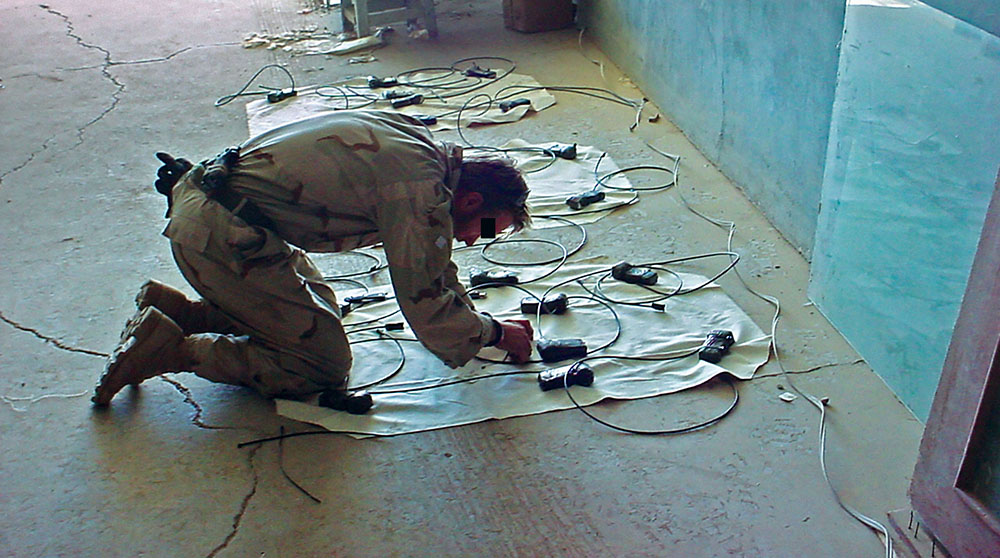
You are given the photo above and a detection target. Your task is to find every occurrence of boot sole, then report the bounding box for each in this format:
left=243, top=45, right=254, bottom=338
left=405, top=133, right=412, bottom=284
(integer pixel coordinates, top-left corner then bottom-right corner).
left=93, top=307, right=182, bottom=405
left=125, top=280, right=188, bottom=342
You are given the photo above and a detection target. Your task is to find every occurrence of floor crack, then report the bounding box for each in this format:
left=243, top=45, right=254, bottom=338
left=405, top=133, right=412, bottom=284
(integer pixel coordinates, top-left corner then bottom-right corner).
left=59, top=42, right=241, bottom=72
left=0, top=309, right=109, bottom=358
left=3, top=5, right=127, bottom=186
left=1, top=151, right=40, bottom=185
left=754, top=358, right=865, bottom=380
left=0, top=27, right=228, bottom=186
left=206, top=444, right=260, bottom=558
left=159, top=375, right=235, bottom=430
left=32, top=4, right=125, bottom=157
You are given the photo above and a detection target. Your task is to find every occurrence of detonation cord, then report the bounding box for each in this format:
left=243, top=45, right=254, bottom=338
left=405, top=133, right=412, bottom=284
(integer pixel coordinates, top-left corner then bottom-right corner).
left=213, top=58, right=884, bottom=556
left=224, top=70, right=736, bottom=446
left=278, top=426, right=322, bottom=504
left=560, top=354, right=739, bottom=436
left=218, top=58, right=645, bottom=142
left=643, top=143, right=893, bottom=558
left=236, top=344, right=733, bottom=449
left=321, top=249, right=386, bottom=281
left=215, top=64, right=296, bottom=107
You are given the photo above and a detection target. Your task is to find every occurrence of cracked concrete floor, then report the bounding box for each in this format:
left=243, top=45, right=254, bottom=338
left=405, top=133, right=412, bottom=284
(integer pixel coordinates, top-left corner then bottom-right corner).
left=0, top=0, right=924, bottom=556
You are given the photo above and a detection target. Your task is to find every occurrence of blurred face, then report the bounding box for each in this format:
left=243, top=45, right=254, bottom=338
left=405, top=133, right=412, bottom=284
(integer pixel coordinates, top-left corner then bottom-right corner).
left=454, top=211, right=515, bottom=247
left=451, top=188, right=517, bottom=246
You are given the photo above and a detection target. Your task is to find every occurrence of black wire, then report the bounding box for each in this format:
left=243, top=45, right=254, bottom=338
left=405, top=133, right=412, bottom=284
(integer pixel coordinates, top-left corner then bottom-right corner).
left=520, top=152, right=641, bottom=217
left=536, top=190, right=640, bottom=219
left=370, top=369, right=536, bottom=395
left=454, top=93, right=500, bottom=149
left=590, top=266, right=685, bottom=306
left=480, top=215, right=586, bottom=269
left=538, top=253, right=740, bottom=309
left=346, top=333, right=408, bottom=391
left=277, top=426, right=323, bottom=503
left=320, top=249, right=387, bottom=281
left=474, top=227, right=580, bottom=283
left=343, top=308, right=402, bottom=329
left=493, top=84, right=642, bottom=109
left=396, top=66, right=479, bottom=91
left=561, top=356, right=740, bottom=435
left=345, top=323, right=400, bottom=336
left=472, top=292, right=624, bottom=365
left=454, top=122, right=565, bottom=175
left=537, top=294, right=623, bottom=351
left=313, top=83, right=379, bottom=110
left=394, top=57, right=517, bottom=100
left=476, top=238, right=568, bottom=285
left=592, top=151, right=608, bottom=182
left=237, top=351, right=737, bottom=447
left=323, top=277, right=369, bottom=295
left=224, top=57, right=743, bottom=448
left=450, top=56, right=516, bottom=76
left=215, top=64, right=296, bottom=107
left=239, top=428, right=389, bottom=447
left=597, top=165, right=677, bottom=192
left=448, top=93, right=563, bottom=176
left=650, top=252, right=741, bottom=295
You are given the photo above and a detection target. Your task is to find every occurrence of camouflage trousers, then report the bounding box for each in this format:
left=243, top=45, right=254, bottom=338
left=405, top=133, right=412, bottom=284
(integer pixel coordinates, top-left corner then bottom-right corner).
left=163, top=168, right=352, bottom=398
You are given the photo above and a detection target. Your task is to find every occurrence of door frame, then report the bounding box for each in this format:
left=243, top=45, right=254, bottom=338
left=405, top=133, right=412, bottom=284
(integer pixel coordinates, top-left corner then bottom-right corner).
left=910, top=170, right=1000, bottom=556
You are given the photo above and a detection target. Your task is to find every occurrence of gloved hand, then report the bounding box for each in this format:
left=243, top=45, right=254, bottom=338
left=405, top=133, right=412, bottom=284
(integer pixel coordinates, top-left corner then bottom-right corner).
left=496, top=319, right=534, bottom=363
left=154, top=152, right=192, bottom=197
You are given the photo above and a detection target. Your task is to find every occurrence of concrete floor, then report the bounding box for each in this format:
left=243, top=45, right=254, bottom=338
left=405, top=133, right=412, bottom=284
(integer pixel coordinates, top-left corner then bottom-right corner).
left=0, top=0, right=925, bottom=556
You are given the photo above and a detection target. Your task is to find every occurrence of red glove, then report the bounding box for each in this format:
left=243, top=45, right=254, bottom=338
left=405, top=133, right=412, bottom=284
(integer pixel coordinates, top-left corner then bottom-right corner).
left=496, top=319, right=534, bottom=363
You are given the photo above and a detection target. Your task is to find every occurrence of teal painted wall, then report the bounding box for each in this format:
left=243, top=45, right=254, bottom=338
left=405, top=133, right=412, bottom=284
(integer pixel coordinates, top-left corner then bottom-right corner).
left=578, top=0, right=1000, bottom=420
left=921, top=0, right=1000, bottom=36
left=577, top=0, right=846, bottom=256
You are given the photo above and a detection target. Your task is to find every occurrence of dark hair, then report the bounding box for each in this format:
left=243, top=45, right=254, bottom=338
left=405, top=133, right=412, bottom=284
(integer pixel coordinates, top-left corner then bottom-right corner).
left=456, top=157, right=531, bottom=231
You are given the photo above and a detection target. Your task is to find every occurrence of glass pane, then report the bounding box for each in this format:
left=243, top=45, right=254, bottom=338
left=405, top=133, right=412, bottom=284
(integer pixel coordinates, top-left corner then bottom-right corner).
left=809, top=0, right=1000, bottom=420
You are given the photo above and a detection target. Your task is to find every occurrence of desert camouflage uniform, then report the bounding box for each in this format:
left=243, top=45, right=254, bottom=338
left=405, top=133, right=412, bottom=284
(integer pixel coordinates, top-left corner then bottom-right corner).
left=164, top=110, right=497, bottom=397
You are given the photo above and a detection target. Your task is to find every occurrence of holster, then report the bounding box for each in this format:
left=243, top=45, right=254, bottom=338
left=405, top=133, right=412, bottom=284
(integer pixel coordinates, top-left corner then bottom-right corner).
left=198, top=147, right=277, bottom=231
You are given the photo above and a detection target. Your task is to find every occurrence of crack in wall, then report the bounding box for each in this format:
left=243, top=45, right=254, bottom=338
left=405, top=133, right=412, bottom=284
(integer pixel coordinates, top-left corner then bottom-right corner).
left=0, top=309, right=109, bottom=358
left=716, top=70, right=727, bottom=155
left=754, top=358, right=865, bottom=380
left=206, top=444, right=261, bottom=558
left=159, top=375, right=235, bottom=430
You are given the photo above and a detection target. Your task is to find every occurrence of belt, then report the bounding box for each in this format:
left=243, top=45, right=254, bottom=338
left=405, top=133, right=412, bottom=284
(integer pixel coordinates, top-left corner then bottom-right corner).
left=200, top=147, right=277, bottom=231
left=209, top=182, right=278, bottom=231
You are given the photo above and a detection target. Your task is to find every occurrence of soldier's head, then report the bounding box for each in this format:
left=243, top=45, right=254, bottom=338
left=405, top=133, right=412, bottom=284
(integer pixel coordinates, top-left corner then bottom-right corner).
left=452, top=156, right=531, bottom=246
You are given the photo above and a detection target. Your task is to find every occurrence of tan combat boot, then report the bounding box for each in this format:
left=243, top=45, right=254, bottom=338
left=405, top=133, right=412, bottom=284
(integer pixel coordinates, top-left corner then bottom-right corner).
left=94, top=306, right=188, bottom=405
left=131, top=279, right=238, bottom=337
left=127, top=280, right=198, bottom=339
left=135, top=279, right=194, bottom=316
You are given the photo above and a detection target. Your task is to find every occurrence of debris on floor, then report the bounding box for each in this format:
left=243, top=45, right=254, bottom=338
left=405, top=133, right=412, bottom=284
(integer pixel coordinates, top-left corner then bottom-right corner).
left=242, top=27, right=329, bottom=50
left=325, top=29, right=389, bottom=55
left=347, top=54, right=378, bottom=64
left=241, top=27, right=389, bottom=56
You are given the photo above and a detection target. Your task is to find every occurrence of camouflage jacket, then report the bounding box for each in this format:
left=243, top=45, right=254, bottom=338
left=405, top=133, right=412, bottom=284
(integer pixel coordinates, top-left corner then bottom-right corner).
left=225, top=110, right=497, bottom=368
